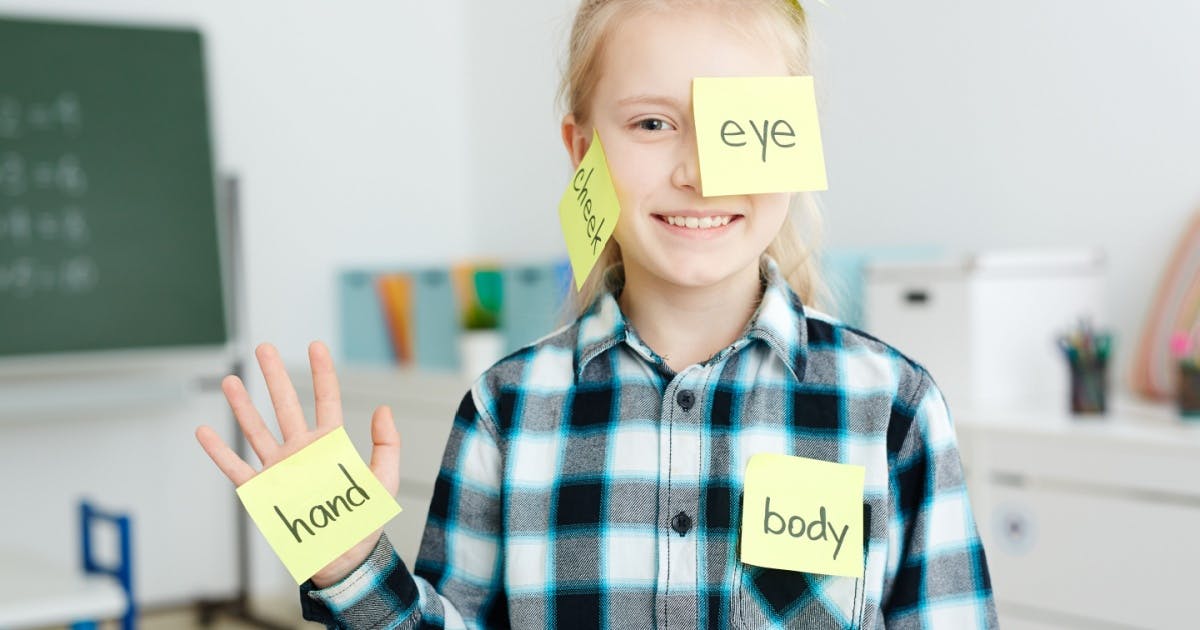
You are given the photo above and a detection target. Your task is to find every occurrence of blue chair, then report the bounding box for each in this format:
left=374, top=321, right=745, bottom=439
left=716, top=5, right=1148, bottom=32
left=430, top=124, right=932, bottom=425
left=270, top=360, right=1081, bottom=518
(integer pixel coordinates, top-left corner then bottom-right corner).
left=75, top=500, right=135, bottom=630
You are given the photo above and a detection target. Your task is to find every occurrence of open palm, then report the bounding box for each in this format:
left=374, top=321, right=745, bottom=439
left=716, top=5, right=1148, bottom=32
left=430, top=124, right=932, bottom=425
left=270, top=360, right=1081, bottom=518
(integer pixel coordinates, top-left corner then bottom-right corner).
left=195, top=341, right=401, bottom=587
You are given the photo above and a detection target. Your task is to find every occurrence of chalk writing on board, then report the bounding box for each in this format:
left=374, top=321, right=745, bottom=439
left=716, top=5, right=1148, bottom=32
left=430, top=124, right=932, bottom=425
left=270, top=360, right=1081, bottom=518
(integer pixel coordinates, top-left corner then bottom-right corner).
left=0, top=97, right=19, bottom=139
left=0, top=152, right=24, bottom=196
left=1, top=153, right=89, bottom=197
left=0, top=92, right=84, bottom=139
left=2, top=206, right=90, bottom=243
left=0, top=256, right=99, bottom=297
left=0, top=93, right=100, bottom=299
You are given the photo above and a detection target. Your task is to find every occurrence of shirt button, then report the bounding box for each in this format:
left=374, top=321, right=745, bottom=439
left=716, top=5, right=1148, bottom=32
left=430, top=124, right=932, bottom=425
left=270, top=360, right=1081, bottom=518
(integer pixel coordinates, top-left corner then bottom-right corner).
left=676, top=389, right=695, bottom=411
left=670, top=511, right=693, bottom=537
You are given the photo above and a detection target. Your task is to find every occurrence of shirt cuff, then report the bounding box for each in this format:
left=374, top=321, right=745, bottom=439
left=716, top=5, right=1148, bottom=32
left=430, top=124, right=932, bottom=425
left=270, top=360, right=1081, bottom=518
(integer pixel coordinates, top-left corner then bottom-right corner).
left=300, top=533, right=419, bottom=627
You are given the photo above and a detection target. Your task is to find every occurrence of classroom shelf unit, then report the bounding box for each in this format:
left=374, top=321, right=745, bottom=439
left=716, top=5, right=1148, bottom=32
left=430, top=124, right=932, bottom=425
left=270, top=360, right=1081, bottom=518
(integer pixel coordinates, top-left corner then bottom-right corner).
left=956, top=397, right=1200, bottom=629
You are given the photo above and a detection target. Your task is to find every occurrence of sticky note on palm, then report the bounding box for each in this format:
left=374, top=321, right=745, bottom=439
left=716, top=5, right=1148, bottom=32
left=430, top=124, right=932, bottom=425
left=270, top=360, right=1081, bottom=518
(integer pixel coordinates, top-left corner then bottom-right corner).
left=235, top=427, right=401, bottom=584
left=740, top=453, right=864, bottom=578
left=558, top=129, right=619, bottom=289
left=693, top=76, right=828, bottom=197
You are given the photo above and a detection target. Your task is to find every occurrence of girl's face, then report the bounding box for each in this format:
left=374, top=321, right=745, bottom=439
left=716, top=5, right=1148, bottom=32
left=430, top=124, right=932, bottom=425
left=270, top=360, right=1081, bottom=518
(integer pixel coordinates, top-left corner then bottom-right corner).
left=563, top=7, right=792, bottom=292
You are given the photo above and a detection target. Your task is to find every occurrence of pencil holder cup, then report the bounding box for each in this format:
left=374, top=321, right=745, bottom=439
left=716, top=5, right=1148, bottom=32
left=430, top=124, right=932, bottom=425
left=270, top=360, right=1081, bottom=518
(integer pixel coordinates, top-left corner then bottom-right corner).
left=1068, top=356, right=1108, bottom=415
left=1179, top=362, right=1200, bottom=419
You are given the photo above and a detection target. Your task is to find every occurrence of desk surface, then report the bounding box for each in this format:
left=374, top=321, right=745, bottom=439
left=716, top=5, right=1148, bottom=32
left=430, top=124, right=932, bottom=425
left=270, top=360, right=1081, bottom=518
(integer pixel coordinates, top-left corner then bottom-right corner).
left=0, top=550, right=125, bottom=628
left=955, top=394, right=1200, bottom=447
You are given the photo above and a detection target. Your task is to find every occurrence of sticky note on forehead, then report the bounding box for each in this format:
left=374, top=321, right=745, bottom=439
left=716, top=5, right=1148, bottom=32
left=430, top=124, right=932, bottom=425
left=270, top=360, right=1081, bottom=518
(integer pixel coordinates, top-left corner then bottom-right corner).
left=740, top=453, right=864, bottom=578
left=693, top=76, right=828, bottom=197
left=235, top=427, right=401, bottom=584
left=558, top=129, right=620, bottom=289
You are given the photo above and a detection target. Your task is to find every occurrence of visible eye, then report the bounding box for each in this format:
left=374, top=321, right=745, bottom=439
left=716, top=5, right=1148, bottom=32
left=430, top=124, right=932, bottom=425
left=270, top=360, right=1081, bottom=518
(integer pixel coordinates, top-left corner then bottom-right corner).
left=636, top=118, right=676, bottom=132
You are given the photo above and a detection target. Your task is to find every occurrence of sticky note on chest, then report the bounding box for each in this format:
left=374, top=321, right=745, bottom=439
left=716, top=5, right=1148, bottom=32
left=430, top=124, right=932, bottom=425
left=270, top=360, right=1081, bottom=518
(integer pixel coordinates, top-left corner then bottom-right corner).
left=235, top=427, right=401, bottom=584
left=558, top=129, right=620, bottom=289
left=693, top=76, right=828, bottom=197
left=740, top=453, right=864, bottom=577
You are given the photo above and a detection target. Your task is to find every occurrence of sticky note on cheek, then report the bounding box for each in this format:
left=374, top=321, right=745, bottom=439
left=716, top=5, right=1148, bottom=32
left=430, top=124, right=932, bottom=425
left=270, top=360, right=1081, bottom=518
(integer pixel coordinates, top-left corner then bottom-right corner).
left=740, top=453, right=864, bottom=578
left=558, top=129, right=620, bottom=289
left=235, top=427, right=402, bottom=584
left=693, top=76, right=828, bottom=197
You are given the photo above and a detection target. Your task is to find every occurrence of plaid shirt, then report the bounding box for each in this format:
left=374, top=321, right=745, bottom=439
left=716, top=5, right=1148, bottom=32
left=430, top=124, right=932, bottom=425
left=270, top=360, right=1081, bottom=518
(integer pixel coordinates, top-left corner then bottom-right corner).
left=301, top=257, right=997, bottom=629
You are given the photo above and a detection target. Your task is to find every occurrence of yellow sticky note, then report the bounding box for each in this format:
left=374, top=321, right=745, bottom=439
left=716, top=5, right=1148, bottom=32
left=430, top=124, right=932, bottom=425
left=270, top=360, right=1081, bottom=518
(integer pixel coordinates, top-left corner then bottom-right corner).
left=740, top=453, right=865, bottom=578
left=558, top=129, right=620, bottom=289
left=235, top=427, right=402, bottom=584
left=693, top=76, right=828, bottom=197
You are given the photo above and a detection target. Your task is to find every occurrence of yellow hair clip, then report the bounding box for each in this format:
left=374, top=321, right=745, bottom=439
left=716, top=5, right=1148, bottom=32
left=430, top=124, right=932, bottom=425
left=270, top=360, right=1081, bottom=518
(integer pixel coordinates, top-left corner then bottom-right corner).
left=787, top=0, right=829, bottom=9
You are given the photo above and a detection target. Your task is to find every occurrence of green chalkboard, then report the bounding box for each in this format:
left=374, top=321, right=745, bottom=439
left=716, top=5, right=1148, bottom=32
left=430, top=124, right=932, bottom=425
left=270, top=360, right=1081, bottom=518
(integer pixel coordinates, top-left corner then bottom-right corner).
left=0, top=16, right=227, bottom=356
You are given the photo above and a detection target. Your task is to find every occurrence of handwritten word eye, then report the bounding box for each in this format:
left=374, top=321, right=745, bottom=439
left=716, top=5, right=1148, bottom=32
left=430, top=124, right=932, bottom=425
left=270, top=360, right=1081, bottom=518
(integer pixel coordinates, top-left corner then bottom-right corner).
left=636, top=118, right=676, bottom=132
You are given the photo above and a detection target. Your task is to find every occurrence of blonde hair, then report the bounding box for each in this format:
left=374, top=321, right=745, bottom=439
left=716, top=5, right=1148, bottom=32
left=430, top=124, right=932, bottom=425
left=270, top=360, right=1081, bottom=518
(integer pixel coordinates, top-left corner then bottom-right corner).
left=560, top=0, right=834, bottom=320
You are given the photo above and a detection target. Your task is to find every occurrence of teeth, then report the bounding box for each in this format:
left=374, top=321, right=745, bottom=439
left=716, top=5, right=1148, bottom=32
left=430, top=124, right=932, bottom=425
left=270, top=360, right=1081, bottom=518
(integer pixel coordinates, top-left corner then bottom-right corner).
left=664, top=215, right=732, bottom=229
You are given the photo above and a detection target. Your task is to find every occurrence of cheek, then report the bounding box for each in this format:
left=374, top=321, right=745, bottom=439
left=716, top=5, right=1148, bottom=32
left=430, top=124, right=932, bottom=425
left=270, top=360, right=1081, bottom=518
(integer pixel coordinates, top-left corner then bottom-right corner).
left=749, top=194, right=791, bottom=229
left=605, top=145, right=667, bottom=206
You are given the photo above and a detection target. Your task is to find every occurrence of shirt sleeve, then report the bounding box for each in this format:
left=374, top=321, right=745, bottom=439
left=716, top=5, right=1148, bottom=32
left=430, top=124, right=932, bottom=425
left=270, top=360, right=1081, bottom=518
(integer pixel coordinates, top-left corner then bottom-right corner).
left=300, top=390, right=506, bottom=629
left=882, top=369, right=999, bottom=629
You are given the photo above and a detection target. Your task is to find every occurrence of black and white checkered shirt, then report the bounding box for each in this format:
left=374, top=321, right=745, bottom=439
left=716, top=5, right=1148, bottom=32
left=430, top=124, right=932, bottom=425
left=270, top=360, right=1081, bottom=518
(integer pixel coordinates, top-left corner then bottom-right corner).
left=301, top=257, right=997, bottom=629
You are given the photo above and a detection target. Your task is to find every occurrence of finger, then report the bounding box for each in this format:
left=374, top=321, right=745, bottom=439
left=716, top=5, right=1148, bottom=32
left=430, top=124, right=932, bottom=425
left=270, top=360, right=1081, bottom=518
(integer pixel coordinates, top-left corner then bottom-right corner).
left=195, top=425, right=256, bottom=486
left=256, top=343, right=309, bottom=442
left=221, top=374, right=278, bottom=464
left=309, top=341, right=344, bottom=431
left=368, top=405, right=402, bottom=495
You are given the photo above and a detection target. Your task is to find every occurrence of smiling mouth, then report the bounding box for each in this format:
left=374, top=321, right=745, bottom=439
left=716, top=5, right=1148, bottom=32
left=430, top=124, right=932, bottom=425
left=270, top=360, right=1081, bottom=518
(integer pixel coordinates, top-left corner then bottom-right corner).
left=653, top=214, right=743, bottom=230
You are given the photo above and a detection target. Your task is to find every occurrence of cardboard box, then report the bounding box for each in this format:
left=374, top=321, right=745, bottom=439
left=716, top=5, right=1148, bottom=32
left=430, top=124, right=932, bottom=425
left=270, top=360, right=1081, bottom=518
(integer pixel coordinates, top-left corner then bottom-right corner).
left=864, top=249, right=1107, bottom=409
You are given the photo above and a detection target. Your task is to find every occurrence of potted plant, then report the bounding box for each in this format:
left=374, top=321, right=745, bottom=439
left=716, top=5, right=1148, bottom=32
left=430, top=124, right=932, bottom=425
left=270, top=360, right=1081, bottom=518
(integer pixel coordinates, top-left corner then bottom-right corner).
left=459, top=271, right=504, bottom=379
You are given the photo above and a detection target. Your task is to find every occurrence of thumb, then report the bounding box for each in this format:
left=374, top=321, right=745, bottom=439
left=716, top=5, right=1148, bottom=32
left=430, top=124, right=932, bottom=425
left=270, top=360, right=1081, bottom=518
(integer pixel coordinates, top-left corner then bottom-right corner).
left=368, top=405, right=401, bottom=495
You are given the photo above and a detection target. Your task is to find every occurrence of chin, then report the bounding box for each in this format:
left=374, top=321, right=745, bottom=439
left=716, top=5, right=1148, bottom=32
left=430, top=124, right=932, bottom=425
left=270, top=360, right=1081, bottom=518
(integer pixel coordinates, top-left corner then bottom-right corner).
left=650, top=254, right=748, bottom=290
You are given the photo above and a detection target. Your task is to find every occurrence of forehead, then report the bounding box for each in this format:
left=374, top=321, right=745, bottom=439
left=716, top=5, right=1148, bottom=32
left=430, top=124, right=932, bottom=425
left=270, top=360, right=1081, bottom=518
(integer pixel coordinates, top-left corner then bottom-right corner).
left=595, top=8, right=791, bottom=105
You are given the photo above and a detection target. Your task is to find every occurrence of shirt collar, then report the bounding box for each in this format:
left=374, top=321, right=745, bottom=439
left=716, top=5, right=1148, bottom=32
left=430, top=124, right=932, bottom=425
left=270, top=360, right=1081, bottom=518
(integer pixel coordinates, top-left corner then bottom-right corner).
left=574, top=255, right=808, bottom=382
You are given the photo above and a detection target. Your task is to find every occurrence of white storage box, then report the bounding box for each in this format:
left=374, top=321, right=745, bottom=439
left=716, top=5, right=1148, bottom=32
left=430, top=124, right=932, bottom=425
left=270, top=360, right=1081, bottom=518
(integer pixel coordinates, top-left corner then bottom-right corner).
left=864, top=249, right=1107, bottom=410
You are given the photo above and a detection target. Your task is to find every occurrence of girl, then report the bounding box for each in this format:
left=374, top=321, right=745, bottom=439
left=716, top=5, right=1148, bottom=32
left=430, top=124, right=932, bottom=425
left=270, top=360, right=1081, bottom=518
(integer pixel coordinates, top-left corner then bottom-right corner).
left=197, top=0, right=997, bottom=627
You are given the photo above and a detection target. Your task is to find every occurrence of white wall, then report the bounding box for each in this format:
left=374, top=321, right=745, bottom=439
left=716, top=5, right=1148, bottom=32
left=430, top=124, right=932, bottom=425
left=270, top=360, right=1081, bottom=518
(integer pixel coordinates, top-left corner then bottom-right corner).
left=1, top=0, right=1198, bottom=615
left=462, top=0, right=578, bottom=261
left=806, top=1, right=1200, bottom=381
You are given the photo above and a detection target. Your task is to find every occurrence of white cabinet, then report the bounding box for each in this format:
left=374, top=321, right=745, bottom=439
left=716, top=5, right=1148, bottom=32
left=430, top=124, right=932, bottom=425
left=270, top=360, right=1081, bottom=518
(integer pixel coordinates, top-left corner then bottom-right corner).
left=956, top=399, right=1200, bottom=629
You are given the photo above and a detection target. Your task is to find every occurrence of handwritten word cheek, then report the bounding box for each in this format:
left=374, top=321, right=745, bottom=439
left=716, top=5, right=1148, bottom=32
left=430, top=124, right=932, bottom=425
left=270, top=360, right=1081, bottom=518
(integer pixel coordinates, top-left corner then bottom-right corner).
left=572, top=167, right=607, bottom=255
left=557, top=129, right=619, bottom=289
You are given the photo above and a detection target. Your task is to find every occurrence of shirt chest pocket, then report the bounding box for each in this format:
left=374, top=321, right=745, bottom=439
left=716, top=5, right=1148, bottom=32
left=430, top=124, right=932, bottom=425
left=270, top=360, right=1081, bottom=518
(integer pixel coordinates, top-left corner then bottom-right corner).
left=730, top=503, right=873, bottom=629
left=731, top=564, right=866, bottom=630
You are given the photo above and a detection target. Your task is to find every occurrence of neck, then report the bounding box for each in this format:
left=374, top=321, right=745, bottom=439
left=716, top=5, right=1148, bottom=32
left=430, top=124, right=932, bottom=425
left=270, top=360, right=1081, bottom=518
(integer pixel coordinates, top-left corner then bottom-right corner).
left=617, top=261, right=763, bottom=372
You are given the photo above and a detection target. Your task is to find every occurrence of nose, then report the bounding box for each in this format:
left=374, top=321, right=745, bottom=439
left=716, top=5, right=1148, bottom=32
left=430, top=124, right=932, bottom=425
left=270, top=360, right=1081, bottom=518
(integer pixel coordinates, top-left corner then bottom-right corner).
left=670, top=128, right=701, bottom=193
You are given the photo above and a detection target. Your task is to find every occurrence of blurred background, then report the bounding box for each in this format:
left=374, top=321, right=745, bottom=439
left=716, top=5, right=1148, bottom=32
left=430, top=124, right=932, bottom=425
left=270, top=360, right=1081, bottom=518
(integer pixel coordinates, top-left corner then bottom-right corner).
left=1, top=1, right=1197, bottom=629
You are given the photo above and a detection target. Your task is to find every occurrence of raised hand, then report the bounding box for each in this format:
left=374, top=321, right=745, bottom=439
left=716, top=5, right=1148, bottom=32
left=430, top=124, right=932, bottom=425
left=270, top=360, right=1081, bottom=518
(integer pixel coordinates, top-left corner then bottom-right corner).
left=195, top=341, right=401, bottom=587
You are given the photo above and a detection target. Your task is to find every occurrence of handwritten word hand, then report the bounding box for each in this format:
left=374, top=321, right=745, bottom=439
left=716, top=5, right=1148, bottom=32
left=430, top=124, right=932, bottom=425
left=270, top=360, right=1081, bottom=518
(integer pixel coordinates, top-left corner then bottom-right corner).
left=195, top=341, right=401, bottom=588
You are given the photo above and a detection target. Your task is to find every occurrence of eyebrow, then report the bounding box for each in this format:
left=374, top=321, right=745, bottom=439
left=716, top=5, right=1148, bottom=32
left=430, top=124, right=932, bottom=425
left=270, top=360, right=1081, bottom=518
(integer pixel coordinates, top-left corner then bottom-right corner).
left=615, top=94, right=687, bottom=109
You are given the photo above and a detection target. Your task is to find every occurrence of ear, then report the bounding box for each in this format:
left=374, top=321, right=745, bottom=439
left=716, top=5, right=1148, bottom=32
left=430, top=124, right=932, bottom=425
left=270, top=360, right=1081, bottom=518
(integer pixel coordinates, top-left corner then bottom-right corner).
left=561, top=113, right=591, bottom=169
